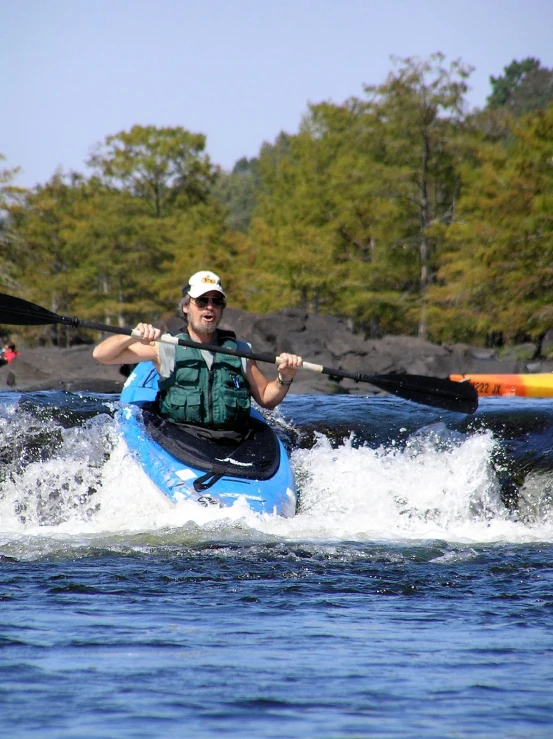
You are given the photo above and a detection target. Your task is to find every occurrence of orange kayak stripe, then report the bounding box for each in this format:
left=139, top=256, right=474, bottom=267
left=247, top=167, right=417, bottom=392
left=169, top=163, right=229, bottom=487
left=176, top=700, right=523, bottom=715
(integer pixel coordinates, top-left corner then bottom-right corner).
left=449, top=374, right=553, bottom=398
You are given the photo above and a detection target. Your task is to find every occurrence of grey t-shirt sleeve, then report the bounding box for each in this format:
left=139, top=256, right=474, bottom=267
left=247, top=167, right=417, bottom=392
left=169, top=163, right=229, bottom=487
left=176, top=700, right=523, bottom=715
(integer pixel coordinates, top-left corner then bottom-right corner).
left=236, top=340, right=251, bottom=375
left=159, top=339, right=176, bottom=378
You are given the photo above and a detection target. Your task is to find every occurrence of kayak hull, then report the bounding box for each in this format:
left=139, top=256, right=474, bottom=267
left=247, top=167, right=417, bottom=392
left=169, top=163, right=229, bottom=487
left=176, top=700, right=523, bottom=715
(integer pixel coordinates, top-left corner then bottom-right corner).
left=119, top=362, right=297, bottom=516
left=450, top=373, right=553, bottom=398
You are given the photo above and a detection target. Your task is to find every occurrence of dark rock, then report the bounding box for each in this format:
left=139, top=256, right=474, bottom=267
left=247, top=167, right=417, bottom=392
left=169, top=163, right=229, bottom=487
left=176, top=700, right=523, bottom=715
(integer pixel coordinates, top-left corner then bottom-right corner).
left=0, top=346, right=126, bottom=394
left=542, top=330, right=553, bottom=357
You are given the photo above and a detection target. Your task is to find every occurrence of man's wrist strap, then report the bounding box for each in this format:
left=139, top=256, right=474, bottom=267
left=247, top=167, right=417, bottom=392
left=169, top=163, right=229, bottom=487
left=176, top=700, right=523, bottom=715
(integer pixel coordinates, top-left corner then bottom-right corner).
left=277, top=373, right=294, bottom=386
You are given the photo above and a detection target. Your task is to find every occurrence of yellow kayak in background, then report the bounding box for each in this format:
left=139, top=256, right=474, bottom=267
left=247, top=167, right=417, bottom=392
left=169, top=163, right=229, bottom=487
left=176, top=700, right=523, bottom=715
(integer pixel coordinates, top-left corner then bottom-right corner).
left=450, top=373, right=553, bottom=398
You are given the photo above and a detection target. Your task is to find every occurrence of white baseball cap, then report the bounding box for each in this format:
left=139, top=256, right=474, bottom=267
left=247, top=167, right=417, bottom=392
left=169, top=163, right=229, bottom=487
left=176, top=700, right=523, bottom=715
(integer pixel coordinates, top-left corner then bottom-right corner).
left=185, top=270, right=226, bottom=299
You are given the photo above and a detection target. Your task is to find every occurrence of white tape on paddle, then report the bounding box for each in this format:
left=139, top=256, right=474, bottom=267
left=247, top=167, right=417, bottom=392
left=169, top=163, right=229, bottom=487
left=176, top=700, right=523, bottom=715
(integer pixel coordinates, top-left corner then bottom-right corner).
left=130, top=330, right=179, bottom=345
left=275, top=356, right=322, bottom=373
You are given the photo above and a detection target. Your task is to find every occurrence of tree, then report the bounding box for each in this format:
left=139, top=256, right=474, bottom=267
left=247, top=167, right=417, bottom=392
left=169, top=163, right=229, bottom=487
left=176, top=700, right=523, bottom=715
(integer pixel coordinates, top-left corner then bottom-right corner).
left=249, top=126, right=342, bottom=314
left=212, top=157, right=261, bottom=233
left=295, top=99, right=418, bottom=335
left=72, top=184, right=174, bottom=326
left=82, top=125, right=241, bottom=325
left=87, top=125, right=218, bottom=217
left=428, top=106, right=553, bottom=349
left=251, top=55, right=474, bottom=335
left=0, top=154, right=25, bottom=293
left=487, top=58, right=553, bottom=116
left=8, top=174, right=97, bottom=344
left=361, top=54, right=473, bottom=338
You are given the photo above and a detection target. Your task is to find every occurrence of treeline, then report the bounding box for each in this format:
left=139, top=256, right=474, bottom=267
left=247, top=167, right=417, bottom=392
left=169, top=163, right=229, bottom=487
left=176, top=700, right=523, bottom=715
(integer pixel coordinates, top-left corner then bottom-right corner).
left=1, top=54, right=553, bottom=349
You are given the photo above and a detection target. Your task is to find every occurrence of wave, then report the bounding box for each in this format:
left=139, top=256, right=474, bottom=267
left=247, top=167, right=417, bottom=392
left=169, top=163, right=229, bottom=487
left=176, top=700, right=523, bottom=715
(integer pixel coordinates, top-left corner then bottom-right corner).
left=1, top=392, right=553, bottom=559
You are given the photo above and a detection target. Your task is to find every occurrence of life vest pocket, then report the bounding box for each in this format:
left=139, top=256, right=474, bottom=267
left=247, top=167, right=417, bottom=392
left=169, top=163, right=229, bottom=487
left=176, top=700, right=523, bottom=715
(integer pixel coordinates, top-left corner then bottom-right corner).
left=220, top=390, right=251, bottom=426
left=162, top=387, right=204, bottom=424
left=172, top=365, right=201, bottom=385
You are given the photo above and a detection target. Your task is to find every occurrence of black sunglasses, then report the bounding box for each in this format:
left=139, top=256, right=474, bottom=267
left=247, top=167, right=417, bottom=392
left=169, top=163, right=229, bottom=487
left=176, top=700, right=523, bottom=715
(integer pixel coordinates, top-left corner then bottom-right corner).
left=191, top=296, right=226, bottom=309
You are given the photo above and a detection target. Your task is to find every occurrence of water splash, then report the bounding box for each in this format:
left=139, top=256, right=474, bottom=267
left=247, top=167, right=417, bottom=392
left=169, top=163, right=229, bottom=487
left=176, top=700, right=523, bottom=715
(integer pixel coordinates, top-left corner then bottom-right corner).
left=284, top=430, right=515, bottom=542
left=1, top=397, right=553, bottom=556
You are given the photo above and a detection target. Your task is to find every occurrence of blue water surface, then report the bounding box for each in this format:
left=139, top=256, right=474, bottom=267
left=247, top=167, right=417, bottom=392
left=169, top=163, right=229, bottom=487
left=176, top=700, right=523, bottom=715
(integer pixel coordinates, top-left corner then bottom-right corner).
left=1, top=392, right=553, bottom=738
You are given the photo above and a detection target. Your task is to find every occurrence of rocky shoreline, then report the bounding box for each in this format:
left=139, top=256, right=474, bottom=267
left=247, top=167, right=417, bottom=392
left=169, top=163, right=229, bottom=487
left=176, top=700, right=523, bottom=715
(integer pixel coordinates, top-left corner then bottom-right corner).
left=2, top=306, right=551, bottom=395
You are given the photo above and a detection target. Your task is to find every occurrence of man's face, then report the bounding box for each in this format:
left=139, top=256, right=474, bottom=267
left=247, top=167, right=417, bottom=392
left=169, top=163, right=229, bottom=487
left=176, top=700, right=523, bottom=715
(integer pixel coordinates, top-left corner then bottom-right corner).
left=184, top=290, right=225, bottom=336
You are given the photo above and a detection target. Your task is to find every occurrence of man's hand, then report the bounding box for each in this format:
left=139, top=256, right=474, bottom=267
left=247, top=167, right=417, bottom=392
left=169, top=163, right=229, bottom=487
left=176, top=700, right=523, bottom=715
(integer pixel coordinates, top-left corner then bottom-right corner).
left=131, top=323, right=162, bottom=345
left=277, top=352, right=303, bottom=382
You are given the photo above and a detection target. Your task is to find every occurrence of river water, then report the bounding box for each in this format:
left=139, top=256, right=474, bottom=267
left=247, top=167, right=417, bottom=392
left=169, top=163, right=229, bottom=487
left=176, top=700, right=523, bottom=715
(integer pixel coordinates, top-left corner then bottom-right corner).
left=1, top=390, right=552, bottom=738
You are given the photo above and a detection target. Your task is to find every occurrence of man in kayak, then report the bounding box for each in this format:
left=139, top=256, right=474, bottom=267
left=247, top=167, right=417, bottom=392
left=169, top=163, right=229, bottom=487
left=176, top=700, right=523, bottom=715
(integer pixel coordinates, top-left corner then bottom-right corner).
left=93, top=270, right=302, bottom=425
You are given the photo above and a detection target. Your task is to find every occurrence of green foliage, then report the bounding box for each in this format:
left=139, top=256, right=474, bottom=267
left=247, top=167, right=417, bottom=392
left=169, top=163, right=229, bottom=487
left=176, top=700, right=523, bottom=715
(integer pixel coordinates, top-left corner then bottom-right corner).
left=247, top=54, right=473, bottom=338
left=87, top=125, right=217, bottom=217
left=0, top=157, right=25, bottom=290
left=212, top=157, right=261, bottom=233
left=5, top=128, right=246, bottom=343
left=361, top=54, right=474, bottom=337
left=0, top=155, right=26, bottom=339
left=428, top=105, right=553, bottom=347
left=4, top=56, right=553, bottom=351
left=487, top=58, right=553, bottom=116
left=7, top=174, right=95, bottom=344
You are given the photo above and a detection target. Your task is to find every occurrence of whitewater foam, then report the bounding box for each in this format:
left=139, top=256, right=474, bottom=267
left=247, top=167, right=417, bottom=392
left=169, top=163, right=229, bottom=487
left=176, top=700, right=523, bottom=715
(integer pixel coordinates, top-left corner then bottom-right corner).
left=2, top=405, right=553, bottom=551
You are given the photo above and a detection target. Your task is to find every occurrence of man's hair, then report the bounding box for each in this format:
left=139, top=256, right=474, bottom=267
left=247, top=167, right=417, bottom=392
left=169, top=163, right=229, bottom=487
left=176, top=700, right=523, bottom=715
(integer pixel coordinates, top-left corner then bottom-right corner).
left=177, top=295, right=190, bottom=323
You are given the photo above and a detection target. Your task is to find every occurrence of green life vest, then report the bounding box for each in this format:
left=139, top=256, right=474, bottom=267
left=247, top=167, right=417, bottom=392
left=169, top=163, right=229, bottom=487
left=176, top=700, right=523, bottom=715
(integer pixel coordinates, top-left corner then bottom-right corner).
left=158, top=330, right=251, bottom=428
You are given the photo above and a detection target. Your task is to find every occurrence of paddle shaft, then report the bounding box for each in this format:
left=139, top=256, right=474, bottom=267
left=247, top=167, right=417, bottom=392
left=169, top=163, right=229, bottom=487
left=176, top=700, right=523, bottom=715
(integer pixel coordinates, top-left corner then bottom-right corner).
left=45, top=314, right=466, bottom=389
left=0, top=292, right=478, bottom=413
left=48, top=314, right=364, bottom=376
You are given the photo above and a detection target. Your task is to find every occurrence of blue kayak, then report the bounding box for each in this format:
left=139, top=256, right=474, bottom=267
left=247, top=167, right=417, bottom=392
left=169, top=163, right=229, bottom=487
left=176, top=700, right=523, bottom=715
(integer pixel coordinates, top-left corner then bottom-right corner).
left=119, top=362, right=297, bottom=516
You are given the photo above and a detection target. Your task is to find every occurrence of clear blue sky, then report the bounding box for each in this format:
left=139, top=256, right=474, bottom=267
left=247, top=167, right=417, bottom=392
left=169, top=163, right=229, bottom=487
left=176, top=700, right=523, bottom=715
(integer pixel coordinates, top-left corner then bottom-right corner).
left=2, top=0, right=552, bottom=188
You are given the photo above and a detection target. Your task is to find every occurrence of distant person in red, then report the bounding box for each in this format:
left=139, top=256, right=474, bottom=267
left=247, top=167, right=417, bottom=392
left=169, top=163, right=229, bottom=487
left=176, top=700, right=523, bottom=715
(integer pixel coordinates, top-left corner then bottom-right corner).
left=0, top=343, right=19, bottom=365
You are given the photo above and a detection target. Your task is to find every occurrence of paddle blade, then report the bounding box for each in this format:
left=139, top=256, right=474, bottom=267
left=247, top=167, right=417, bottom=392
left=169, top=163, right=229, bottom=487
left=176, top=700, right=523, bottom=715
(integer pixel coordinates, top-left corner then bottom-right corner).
left=0, top=293, right=65, bottom=326
left=360, top=373, right=479, bottom=414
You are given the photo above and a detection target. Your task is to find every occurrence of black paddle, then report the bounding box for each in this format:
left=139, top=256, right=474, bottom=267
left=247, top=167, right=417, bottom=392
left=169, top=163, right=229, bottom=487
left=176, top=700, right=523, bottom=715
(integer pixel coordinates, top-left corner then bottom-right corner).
left=0, top=292, right=478, bottom=414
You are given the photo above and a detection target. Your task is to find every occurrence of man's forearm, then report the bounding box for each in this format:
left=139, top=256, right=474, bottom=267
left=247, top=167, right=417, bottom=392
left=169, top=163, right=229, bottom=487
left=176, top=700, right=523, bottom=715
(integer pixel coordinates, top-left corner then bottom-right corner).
left=93, top=335, right=140, bottom=365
